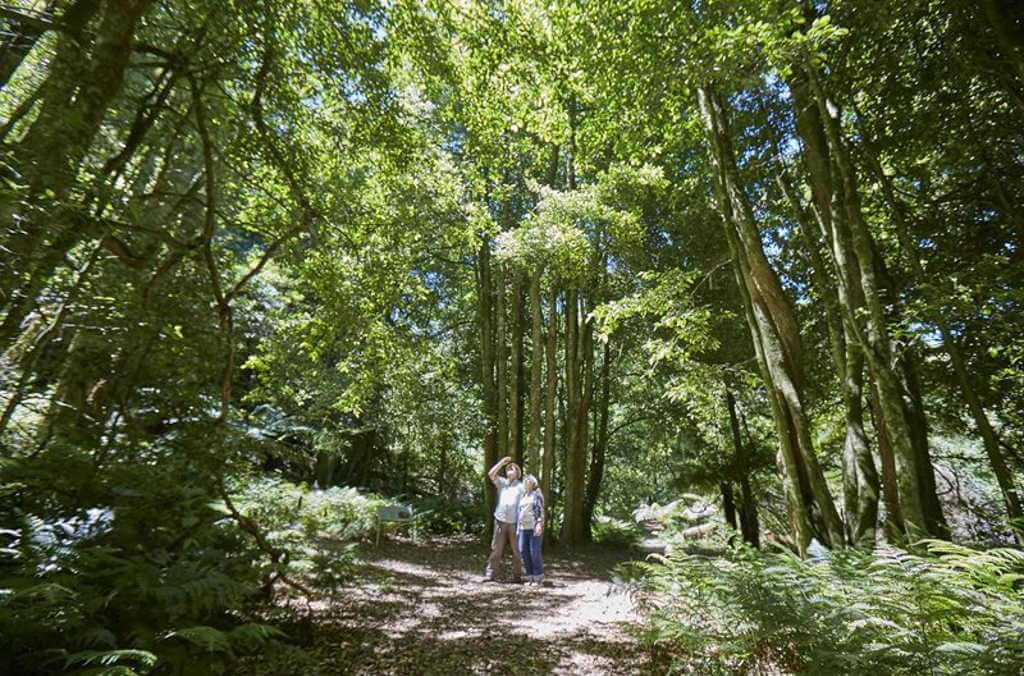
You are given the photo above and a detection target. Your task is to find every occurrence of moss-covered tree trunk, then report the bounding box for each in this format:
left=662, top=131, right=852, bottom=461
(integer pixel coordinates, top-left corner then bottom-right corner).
left=785, top=81, right=880, bottom=547
left=726, top=390, right=760, bottom=547
left=698, top=83, right=844, bottom=555
left=859, top=135, right=1023, bottom=534
left=799, top=69, right=947, bottom=538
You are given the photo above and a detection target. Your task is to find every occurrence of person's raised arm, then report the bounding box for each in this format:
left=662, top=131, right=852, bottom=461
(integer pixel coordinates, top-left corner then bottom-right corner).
left=488, top=456, right=512, bottom=483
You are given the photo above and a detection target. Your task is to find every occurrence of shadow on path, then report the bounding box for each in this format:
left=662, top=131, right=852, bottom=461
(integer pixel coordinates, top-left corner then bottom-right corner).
left=237, top=534, right=665, bottom=674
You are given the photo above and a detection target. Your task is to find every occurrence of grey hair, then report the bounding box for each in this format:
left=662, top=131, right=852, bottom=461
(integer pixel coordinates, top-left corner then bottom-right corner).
left=523, top=474, right=538, bottom=491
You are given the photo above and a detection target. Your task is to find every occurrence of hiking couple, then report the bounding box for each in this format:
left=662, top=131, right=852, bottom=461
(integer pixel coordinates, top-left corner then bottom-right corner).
left=483, top=456, right=545, bottom=585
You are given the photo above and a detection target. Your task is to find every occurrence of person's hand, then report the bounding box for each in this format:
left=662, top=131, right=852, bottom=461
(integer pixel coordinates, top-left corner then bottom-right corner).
left=535, top=523, right=543, bottom=536
left=500, top=456, right=512, bottom=465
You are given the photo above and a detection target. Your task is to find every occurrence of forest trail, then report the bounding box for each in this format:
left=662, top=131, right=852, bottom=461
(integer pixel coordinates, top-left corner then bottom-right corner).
left=243, top=534, right=662, bottom=674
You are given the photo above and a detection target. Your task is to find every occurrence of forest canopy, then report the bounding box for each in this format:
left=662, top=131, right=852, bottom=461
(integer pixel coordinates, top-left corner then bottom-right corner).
left=1, top=0, right=1023, bottom=672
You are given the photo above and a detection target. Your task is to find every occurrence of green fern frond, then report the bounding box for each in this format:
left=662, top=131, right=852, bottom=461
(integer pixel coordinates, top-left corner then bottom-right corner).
left=74, top=627, right=118, bottom=649
left=18, top=582, right=77, bottom=604
left=64, top=648, right=158, bottom=670
left=165, top=625, right=232, bottom=654
left=228, top=622, right=288, bottom=651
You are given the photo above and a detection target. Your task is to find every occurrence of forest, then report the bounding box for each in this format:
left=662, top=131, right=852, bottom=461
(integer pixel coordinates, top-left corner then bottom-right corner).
left=1, top=0, right=1023, bottom=673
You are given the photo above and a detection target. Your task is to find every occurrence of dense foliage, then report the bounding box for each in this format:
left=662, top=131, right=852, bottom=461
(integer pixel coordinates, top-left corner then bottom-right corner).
left=627, top=539, right=1024, bottom=673
left=1, top=0, right=1022, bottom=672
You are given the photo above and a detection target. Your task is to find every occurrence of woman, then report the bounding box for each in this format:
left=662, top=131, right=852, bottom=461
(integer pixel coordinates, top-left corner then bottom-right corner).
left=516, top=474, right=545, bottom=585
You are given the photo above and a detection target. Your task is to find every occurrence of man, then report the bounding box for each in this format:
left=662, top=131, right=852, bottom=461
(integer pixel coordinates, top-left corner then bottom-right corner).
left=483, top=455, right=524, bottom=582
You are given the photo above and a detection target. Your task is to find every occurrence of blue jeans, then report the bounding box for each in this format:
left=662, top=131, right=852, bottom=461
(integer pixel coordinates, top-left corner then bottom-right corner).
left=518, top=528, right=544, bottom=578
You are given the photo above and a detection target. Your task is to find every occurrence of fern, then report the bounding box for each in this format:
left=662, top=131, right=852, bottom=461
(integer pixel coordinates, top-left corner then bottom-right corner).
left=625, top=539, right=1024, bottom=673
left=64, top=648, right=158, bottom=671
left=228, top=622, right=289, bottom=651
left=165, top=626, right=233, bottom=654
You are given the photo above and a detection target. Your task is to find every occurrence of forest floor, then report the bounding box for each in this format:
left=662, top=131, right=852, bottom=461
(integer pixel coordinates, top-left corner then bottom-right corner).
left=236, top=533, right=667, bottom=675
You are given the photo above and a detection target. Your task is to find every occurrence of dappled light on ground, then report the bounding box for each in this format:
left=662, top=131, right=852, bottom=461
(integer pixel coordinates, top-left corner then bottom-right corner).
left=237, top=535, right=662, bottom=674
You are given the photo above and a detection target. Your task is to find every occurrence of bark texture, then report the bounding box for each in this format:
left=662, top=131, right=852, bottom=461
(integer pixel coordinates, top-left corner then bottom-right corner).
left=698, top=83, right=844, bottom=555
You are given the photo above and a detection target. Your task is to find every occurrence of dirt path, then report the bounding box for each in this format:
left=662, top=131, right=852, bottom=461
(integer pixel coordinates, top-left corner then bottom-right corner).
left=241, top=534, right=663, bottom=674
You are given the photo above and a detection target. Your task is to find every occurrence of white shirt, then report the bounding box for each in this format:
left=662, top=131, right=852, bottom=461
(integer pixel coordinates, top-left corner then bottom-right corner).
left=493, top=476, right=523, bottom=524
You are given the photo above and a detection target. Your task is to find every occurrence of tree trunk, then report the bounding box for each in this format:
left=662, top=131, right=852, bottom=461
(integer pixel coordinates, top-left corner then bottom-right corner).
left=476, top=237, right=498, bottom=541
left=726, top=390, right=760, bottom=547
left=509, top=271, right=524, bottom=465
left=698, top=82, right=844, bottom=554
left=562, top=288, right=582, bottom=545
left=870, top=379, right=905, bottom=539
left=777, top=162, right=879, bottom=548
left=859, top=134, right=1022, bottom=533
left=1, top=0, right=154, bottom=351
left=542, top=285, right=558, bottom=530
left=801, top=67, right=947, bottom=538
left=721, top=482, right=738, bottom=530
left=583, top=339, right=611, bottom=542
left=315, top=452, right=336, bottom=488
left=495, top=261, right=509, bottom=463
left=527, top=273, right=543, bottom=475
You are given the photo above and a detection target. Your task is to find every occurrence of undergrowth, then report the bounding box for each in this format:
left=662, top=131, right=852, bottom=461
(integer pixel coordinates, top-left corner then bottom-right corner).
left=625, top=539, right=1024, bottom=674
left=0, top=468, right=380, bottom=675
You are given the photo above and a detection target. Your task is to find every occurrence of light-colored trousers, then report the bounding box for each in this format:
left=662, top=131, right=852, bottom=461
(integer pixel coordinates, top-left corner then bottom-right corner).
left=486, top=519, right=523, bottom=579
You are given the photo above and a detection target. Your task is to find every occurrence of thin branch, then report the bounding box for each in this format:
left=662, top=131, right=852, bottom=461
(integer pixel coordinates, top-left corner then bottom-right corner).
left=216, top=474, right=312, bottom=597
left=224, top=214, right=310, bottom=304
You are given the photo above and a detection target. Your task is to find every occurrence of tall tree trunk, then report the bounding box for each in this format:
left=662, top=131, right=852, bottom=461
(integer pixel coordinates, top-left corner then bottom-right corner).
left=495, top=261, right=509, bottom=463
left=726, top=390, right=760, bottom=547
left=509, top=271, right=524, bottom=465
left=780, top=140, right=880, bottom=546
left=561, top=286, right=592, bottom=547
left=870, top=379, right=905, bottom=538
left=542, top=285, right=558, bottom=530
left=562, top=288, right=582, bottom=545
left=527, top=273, right=543, bottom=475
left=859, top=134, right=1022, bottom=533
left=800, top=68, right=947, bottom=538
left=583, top=339, right=611, bottom=542
left=841, top=347, right=879, bottom=547
left=777, top=163, right=879, bottom=547
left=476, top=237, right=498, bottom=541
left=698, top=82, right=844, bottom=554
left=535, top=141, right=560, bottom=505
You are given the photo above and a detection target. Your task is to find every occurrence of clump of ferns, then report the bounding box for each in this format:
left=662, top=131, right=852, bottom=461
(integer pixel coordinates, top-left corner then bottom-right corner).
left=624, top=538, right=1024, bottom=674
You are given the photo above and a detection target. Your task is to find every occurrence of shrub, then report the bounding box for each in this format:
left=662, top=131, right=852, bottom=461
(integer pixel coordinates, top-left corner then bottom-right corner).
left=401, top=494, right=486, bottom=536
left=592, top=516, right=644, bottom=548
